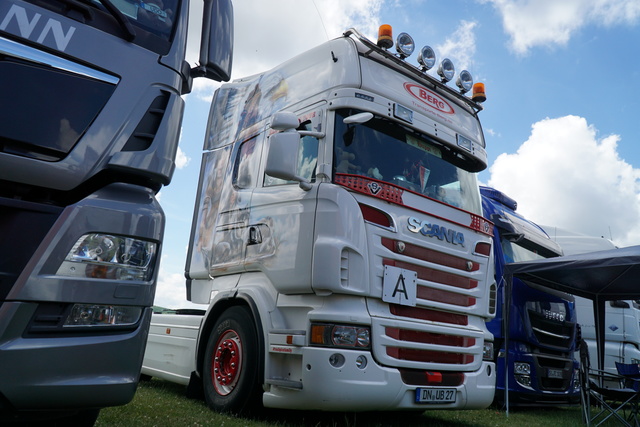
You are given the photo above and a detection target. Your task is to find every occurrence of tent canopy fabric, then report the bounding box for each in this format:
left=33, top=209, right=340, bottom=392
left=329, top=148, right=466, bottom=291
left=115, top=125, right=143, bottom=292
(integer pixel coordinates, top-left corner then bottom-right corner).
left=504, top=245, right=640, bottom=301
left=503, top=245, right=640, bottom=374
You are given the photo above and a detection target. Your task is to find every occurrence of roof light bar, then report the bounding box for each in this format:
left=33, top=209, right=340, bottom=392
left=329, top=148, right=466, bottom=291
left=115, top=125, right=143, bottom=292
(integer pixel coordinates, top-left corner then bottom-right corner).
left=456, top=70, right=473, bottom=94
left=417, top=45, right=436, bottom=71
left=395, top=32, right=415, bottom=58
left=437, top=58, right=455, bottom=83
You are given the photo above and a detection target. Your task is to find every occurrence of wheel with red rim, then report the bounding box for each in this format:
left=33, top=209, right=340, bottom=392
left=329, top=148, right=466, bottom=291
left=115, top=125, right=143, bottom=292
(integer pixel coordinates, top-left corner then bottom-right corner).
left=212, top=330, right=242, bottom=395
left=203, top=306, right=263, bottom=415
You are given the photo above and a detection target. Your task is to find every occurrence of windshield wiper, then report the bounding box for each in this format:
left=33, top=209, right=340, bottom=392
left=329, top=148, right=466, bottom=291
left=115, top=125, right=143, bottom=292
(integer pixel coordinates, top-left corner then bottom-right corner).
left=83, top=0, right=137, bottom=41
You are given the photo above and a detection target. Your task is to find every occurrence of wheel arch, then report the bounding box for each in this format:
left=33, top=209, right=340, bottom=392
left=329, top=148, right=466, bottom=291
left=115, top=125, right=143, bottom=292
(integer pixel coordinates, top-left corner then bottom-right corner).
left=195, top=293, right=266, bottom=383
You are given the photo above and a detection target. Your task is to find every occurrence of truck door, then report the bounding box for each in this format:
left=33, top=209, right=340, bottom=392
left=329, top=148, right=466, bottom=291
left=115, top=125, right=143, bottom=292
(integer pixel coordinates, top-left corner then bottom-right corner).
left=246, top=107, right=323, bottom=293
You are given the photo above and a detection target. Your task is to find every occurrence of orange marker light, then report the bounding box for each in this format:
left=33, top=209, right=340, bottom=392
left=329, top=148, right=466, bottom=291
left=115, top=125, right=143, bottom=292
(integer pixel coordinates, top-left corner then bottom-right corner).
left=472, top=82, right=486, bottom=103
left=377, top=24, right=393, bottom=49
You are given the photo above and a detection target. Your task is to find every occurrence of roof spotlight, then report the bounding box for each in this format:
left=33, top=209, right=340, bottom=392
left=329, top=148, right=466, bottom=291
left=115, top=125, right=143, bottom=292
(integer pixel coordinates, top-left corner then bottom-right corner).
left=417, top=46, right=436, bottom=71
left=437, top=58, right=455, bottom=83
left=395, top=32, right=415, bottom=58
left=456, top=70, right=473, bottom=94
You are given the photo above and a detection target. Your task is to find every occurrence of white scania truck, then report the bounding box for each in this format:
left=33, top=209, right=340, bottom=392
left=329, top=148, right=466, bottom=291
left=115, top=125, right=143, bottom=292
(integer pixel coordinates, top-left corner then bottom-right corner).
left=143, top=26, right=497, bottom=414
left=0, top=0, right=232, bottom=424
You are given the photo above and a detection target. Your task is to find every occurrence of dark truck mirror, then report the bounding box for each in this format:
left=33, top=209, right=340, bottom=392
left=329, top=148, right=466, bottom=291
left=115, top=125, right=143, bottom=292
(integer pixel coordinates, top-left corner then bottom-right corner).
left=194, top=0, right=233, bottom=82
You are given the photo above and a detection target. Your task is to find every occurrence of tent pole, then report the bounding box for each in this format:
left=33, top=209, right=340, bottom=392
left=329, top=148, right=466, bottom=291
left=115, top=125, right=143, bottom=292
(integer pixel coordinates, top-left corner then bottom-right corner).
left=504, top=274, right=511, bottom=417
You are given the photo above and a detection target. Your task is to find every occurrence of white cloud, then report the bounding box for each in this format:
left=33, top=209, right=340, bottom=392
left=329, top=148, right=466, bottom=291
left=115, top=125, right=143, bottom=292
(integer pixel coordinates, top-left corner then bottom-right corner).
left=488, top=115, right=640, bottom=246
left=188, top=0, right=383, bottom=100
left=175, top=145, right=190, bottom=169
left=154, top=264, right=203, bottom=309
left=435, top=20, right=477, bottom=72
left=482, top=0, right=640, bottom=55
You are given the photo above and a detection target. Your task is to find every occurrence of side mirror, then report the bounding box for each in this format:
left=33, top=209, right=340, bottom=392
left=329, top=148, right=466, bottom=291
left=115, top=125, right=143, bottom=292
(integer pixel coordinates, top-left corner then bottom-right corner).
left=194, top=0, right=234, bottom=82
left=271, top=111, right=299, bottom=131
left=265, top=131, right=312, bottom=191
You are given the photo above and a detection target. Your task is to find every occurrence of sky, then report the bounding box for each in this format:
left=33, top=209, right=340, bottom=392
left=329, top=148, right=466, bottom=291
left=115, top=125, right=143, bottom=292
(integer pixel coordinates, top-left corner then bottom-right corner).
left=154, top=0, right=640, bottom=308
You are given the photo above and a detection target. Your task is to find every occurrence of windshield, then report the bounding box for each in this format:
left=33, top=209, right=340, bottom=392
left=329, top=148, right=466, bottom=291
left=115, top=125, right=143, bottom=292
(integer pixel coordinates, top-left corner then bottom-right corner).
left=102, top=0, right=177, bottom=39
left=333, top=109, right=481, bottom=214
left=501, top=239, right=551, bottom=263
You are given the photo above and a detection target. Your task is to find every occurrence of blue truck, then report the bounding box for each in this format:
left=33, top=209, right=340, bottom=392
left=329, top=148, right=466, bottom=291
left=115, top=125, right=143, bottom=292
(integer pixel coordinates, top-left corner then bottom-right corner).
left=481, top=187, right=580, bottom=405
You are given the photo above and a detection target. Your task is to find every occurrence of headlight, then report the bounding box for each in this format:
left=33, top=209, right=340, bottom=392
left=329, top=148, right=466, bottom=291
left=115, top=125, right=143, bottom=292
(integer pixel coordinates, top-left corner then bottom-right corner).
left=514, top=362, right=531, bottom=375
left=311, top=323, right=371, bottom=349
left=483, top=342, right=494, bottom=361
left=56, top=233, right=157, bottom=281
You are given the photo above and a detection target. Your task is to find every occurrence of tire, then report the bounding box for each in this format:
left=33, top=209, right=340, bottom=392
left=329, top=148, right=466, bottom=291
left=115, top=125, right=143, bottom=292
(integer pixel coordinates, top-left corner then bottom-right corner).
left=202, top=306, right=263, bottom=415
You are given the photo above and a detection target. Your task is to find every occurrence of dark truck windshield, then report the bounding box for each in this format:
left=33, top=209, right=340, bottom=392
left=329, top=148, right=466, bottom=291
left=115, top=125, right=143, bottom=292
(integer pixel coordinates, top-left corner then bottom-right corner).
left=333, top=109, right=482, bottom=214
left=24, top=0, right=179, bottom=52
left=105, top=0, right=177, bottom=39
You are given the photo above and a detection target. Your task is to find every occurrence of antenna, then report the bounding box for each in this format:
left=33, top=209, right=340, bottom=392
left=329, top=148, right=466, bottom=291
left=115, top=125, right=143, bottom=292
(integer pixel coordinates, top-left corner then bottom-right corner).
left=312, top=0, right=330, bottom=41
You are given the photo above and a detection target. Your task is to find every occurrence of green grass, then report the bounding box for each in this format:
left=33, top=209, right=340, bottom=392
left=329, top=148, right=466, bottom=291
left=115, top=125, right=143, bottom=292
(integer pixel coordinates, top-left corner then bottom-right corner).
left=96, top=378, right=595, bottom=426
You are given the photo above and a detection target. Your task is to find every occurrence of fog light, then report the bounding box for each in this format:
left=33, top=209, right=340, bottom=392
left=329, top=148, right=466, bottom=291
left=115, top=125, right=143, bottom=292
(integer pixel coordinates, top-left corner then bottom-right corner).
left=329, top=353, right=345, bottom=368
left=515, top=374, right=532, bottom=388
left=64, top=304, right=142, bottom=327
left=356, top=355, right=368, bottom=369
left=573, top=368, right=581, bottom=391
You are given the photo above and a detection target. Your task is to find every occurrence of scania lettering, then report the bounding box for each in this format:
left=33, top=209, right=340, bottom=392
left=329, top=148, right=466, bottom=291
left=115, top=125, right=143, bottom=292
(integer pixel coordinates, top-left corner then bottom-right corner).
left=481, top=187, right=580, bottom=406
left=142, top=25, right=496, bottom=414
left=0, top=0, right=233, bottom=424
left=408, top=217, right=465, bottom=246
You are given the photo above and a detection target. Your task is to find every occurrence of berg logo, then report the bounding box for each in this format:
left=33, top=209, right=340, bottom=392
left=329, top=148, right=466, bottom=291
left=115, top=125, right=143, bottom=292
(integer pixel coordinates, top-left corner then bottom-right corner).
left=404, top=83, right=454, bottom=115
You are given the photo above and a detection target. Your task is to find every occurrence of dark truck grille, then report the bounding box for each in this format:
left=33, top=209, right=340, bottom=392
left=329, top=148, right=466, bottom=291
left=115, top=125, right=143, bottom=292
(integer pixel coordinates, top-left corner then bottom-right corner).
left=527, top=309, right=576, bottom=392
left=0, top=197, right=62, bottom=300
left=528, top=309, right=575, bottom=349
left=0, top=37, right=116, bottom=161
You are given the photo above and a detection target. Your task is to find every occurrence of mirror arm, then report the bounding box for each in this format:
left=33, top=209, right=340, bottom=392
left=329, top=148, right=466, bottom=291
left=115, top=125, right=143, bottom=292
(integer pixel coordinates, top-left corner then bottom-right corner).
left=299, top=131, right=325, bottom=139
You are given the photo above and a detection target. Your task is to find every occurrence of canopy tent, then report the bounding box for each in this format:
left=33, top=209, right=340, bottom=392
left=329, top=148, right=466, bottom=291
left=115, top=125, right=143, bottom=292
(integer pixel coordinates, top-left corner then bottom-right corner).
left=502, top=245, right=640, bottom=412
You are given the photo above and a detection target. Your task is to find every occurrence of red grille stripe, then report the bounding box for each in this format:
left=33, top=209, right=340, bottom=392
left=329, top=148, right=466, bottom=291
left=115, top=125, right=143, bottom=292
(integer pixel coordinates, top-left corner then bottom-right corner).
left=390, top=304, right=468, bottom=326
left=387, top=347, right=474, bottom=364
left=382, top=238, right=479, bottom=272
left=387, top=327, right=476, bottom=347
left=417, top=286, right=476, bottom=307
left=384, top=259, right=478, bottom=290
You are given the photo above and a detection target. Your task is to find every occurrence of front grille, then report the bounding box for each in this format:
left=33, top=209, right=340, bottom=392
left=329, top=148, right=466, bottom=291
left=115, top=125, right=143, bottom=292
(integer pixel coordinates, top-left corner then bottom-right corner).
left=372, top=233, right=487, bottom=370
left=528, top=310, right=575, bottom=349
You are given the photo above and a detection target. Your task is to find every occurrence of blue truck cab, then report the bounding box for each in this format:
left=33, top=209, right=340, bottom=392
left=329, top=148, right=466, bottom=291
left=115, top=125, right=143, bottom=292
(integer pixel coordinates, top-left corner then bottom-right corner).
left=481, top=187, right=580, bottom=405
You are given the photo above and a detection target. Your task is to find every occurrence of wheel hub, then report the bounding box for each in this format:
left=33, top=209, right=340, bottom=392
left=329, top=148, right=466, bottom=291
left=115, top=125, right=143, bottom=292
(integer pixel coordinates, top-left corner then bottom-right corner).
left=212, top=330, right=241, bottom=395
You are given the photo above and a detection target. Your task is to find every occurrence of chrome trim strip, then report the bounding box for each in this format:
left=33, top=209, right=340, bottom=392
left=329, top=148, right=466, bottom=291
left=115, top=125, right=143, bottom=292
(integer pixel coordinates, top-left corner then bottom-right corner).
left=0, top=35, right=119, bottom=84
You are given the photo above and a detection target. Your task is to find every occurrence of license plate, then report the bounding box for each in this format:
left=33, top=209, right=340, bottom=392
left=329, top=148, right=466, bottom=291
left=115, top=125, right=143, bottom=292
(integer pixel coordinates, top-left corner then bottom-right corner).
left=415, top=388, right=457, bottom=404
left=548, top=369, right=563, bottom=379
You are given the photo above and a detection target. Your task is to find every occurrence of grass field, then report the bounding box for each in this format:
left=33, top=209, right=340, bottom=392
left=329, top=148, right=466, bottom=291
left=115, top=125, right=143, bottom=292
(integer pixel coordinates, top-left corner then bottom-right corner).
left=96, top=378, right=591, bottom=426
